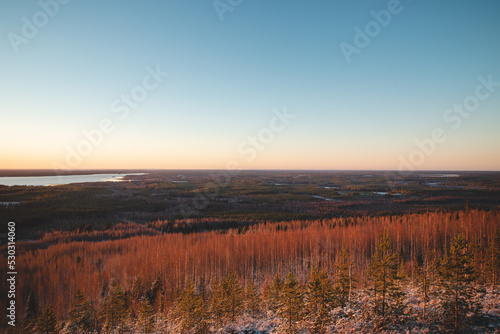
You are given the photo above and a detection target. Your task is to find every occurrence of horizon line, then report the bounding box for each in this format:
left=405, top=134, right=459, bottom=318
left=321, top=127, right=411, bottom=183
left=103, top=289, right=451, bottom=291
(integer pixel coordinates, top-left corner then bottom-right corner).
left=1, top=168, right=499, bottom=173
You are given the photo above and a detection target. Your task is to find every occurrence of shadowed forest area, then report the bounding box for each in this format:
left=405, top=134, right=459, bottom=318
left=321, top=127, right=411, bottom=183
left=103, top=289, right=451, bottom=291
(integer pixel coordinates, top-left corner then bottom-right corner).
left=1, top=170, right=499, bottom=239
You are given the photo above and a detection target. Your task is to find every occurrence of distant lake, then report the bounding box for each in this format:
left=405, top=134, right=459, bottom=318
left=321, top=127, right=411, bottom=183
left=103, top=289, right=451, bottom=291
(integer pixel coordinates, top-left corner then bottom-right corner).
left=0, top=173, right=146, bottom=187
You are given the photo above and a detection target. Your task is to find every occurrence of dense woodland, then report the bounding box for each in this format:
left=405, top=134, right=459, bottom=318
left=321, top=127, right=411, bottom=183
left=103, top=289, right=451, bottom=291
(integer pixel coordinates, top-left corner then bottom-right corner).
left=2, top=171, right=500, bottom=240
left=3, top=209, right=500, bottom=333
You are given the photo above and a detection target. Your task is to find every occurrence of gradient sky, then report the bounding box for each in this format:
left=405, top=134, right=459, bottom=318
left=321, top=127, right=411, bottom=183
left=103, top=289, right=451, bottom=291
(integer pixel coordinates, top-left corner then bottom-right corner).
left=1, top=0, right=499, bottom=170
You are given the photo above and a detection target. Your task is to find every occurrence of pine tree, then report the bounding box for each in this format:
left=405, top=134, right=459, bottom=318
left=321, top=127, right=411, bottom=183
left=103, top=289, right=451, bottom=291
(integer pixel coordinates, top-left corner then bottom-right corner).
left=485, top=228, right=500, bottom=287
left=67, top=287, right=97, bottom=334
left=138, top=298, right=155, bottom=334
left=304, top=266, right=334, bottom=334
left=23, top=290, right=38, bottom=332
left=224, top=272, right=244, bottom=323
left=333, top=246, right=355, bottom=309
left=100, top=279, right=129, bottom=334
left=211, top=272, right=243, bottom=326
left=209, top=281, right=225, bottom=328
left=170, top=279, right=208, bottom=334
left=416, top=251, right=437, bottom=322
left=197, top=277, right=209, bottom=304
left=36, top=303, right=59, bottom=334
left=265, top=273, right=283, bottom=313
left=146, top=276, right=163, bottom=308
left=277, top=272, right=303, bottom=334
left=131, top=275, right=145, bottom=300
left=245, top=280, right=262, bottom=318
left=438, top=233, right=482, bottom=333
left=367, top=232, right=405, bottom=326
left=129, top=274, right=145, bottom=319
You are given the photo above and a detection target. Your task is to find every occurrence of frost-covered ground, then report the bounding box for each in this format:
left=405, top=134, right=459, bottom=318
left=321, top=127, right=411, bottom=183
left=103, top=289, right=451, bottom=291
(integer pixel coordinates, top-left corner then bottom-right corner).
left=64, top=286, right=499, bottom=334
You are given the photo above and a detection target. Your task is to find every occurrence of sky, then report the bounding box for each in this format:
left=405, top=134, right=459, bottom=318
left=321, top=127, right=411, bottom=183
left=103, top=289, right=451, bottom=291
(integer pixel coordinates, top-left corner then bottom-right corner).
left=1, top=0, right=499, bottom=171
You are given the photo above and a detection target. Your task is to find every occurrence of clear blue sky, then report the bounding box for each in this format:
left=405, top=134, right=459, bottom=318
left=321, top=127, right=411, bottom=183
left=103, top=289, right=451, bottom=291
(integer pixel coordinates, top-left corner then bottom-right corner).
left=1, top=0, right=499, bottom=170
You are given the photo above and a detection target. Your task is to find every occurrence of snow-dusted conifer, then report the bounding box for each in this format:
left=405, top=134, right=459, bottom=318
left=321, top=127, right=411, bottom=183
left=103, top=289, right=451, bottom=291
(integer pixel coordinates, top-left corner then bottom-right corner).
left=367, top=232, right=406, bottom=327
left=304, top=266, right=334, bottom=334
left=277, top=272, right=303, bottom=334
left=438, top=233, right=482, bottom=333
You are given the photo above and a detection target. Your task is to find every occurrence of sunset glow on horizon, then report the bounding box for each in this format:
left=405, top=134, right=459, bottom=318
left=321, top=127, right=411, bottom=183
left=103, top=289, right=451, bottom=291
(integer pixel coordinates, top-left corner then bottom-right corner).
left=1, top=1, right=500, bottom=171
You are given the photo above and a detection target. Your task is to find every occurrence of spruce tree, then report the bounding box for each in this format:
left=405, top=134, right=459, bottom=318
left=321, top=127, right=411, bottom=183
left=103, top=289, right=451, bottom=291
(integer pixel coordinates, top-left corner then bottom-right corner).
left=197, top=277, right=209, bottom=304
left=36, top=303, right=59, bottom=334
left=211, top=272, right=243, bottom=325
left=137, top=298, right=155, bottom=334
left=367, top=232, right=405, bottom=326
left=23, top=290, right=38, bottom=332
left=209, top=281, right=225, bottom=328
left=333, top=246, right=355, bottom=309
left=131, top=275, right=145, bottom=300
left=67, top=287, right=97, bottom=334
left=245, top=280, right=262, bottom=318
left=416, top=251, right=437, bottom=322
left=485, top=228, right=500, bottom=287
left=277, top=272, right=303, bottom=334
left=304, top=266, right=334, bottom=334
left=100, top=279, right=129, bottom=334
left=146, top=276, right=163, bottom=308
left=130, top=275, right=144, bottom=316
left=265, top=273, right=283, bottom=313
left=438, top=233, right=482, bottom=333
left=224, top=272, right=244, bottom=323
left=170, top=279, right=208, bottom=334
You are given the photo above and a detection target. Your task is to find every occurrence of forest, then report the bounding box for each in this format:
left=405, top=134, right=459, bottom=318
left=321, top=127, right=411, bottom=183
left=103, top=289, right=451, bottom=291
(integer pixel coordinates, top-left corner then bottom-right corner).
left=2, top=209, right=500, bottom=333
left=1, top=170, right=499, bottom=239
left=1, top=171, right=500, bottom=333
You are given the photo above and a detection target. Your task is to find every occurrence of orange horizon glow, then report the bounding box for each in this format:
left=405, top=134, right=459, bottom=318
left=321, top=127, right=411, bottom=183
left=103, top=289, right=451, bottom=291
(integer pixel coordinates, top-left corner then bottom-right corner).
left=2, top=154, right=499, bottom=172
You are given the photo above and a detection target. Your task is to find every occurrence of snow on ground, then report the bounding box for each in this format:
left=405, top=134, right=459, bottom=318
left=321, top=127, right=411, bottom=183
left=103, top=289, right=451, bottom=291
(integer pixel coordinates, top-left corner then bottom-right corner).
left=61, top=286, right=500, bottom=333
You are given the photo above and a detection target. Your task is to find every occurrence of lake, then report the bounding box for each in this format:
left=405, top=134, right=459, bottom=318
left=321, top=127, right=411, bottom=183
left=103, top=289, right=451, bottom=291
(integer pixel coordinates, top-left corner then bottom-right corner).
left=0, top=173, right=146, bottom=187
